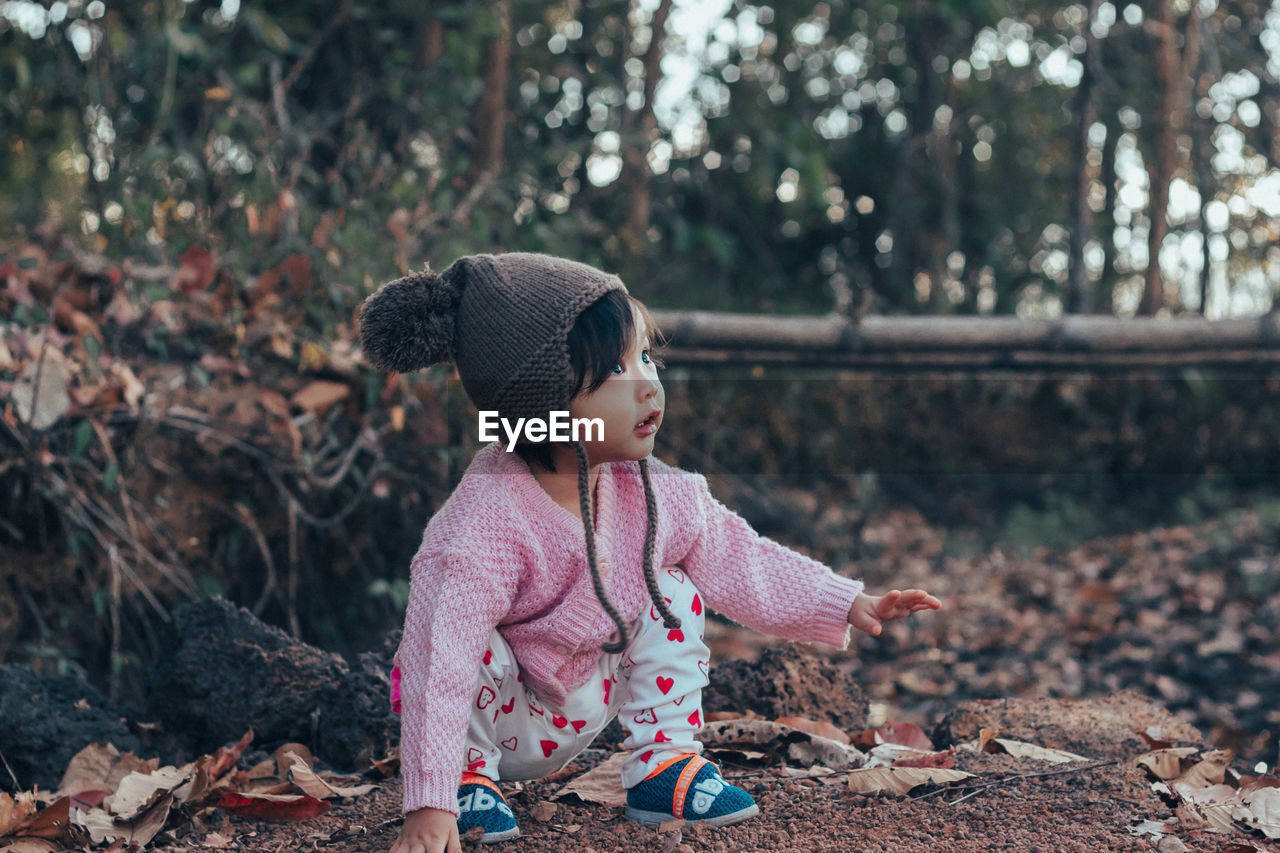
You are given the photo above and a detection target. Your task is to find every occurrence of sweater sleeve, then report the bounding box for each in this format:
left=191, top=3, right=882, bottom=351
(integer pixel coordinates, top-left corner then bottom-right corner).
left=398, top=545, right=518, bottom=815
left=679, top=473, right=863, bottom=649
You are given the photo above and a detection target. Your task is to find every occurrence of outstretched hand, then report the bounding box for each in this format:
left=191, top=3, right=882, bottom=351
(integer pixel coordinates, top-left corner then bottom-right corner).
left=848, top=589, right=941, bottom=637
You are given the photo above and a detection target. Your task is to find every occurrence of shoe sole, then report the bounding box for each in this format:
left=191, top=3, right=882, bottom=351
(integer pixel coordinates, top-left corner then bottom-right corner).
left=625, top=803, right=759, bottom=828
left=479, top=827, right=521, bottom=844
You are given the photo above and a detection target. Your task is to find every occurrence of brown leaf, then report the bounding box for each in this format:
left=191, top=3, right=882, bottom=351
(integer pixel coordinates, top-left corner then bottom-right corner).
left=984, top=739, right=1091, bottom=765
left=290, top=380, right=350, bottom=416
left=528, top=801, right=557, bottom=822
left=0, top=791, right=38, bottom=836
left=977, top=727, right=1000, bottom=754
left=893, top=749, right=956, bottom=769
left=1133, top=747, right=1200, bottom=781
left=775, top=716, right=851, bottom=745
left=170, top=246, right=216, bottom=294
left=16, top=796, right=72, bottom=841
left=208, top=730, right=254, bottom=782
left=283, top=755, right=377, bottom=800
left=552, top=753, right=628, bottom=807
left=56, top=743, right=158, bottom=802
left=852, top=722, right=933, bottom=751
left=846, top=766, right=974, bottom=796
left=73, top=792, right=174, bottom=848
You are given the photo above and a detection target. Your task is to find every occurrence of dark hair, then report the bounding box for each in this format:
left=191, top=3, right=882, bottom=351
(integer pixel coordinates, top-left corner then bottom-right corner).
left=514, top=289, right=663, bottom=473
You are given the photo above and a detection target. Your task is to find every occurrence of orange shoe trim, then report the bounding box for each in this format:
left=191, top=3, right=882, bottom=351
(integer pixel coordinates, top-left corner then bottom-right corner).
left=644, top=754, right=710, bottom=820
left=460, top=772, right=504, bottom=799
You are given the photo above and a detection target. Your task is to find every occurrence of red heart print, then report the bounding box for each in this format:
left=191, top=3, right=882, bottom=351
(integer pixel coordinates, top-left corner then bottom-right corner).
left=667, top=629, right=684, bottom=643
left=633, top=708, right=658, bottom=725
left=655, top=730, right=671, bottom=743
left=476, top=687, right=495, bottom=710
left=540, top=740, right=558, bottom=758
left=501, top=737, right=518, bottom=751
left=528, top=693, right=544, bottom=715
left=691, top=594, right=702, bottom=615
left=656, top=676, right=674, bottom=695
left=640, top=750, right=654, bottom=764
left=467, top=748, right=485, bottom=771
left=697, top=660, right=708, bottom=677
left=483, top=650, right=493, bottom=666
left=688, top=709, right=701, bottom=727
left=494, top=675, right=504, bottom=688
left=552, top=715, right=568, bottom=729
left=602, top=679, right=612, bottom=705
left=500, top=698, right=516, bottom=715
left=673, top=696, right=684, bottom=705
left=666, top=568, right=685, bottom=582
left=571, top=719, right=587, bottom=733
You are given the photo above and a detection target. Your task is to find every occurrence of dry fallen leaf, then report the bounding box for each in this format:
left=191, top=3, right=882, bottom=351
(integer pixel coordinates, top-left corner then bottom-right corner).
left=56, top=743, right=158, bottom=805
left=528, top=801, right=558, bottom=822
left=775, top=716, right=851, bottom=745
left=852, top=722, right=932, bottom=751
left=0, top=791, right=39, bottom=837
left=1132, top=747, right=1200, bottom=781
left=284, top=755, right=378, bottom=800
left=552, top=753, right=628, bottom=807
left=984, top=738, right=1091, bottom=765
left=701, top=719, right=865, bottom=769
left=1237, top=787, right=1280, bottom=839
left=846, top=766, right=975, bottom=796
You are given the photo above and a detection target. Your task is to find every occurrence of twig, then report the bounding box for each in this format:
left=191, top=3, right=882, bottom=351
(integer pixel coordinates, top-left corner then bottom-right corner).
left=226, top=502, right=280, bottom=618
left=107, top=544, right=123, bottom=702
left=0, top=748, right=21, bottom=791
left=908, top=759, right=1119, bottom=804
left=276, top=0, right=355, bottom=97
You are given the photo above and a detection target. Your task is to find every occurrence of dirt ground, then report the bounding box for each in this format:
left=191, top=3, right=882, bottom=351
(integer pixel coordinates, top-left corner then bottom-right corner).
left=8, top=497, right=1280, bottom=852
left=148, top=692, right=1269, bottom=853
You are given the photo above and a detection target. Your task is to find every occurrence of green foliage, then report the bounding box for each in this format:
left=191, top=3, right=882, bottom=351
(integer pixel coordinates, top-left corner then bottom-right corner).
left=2, top=0, right=1274, bottom=316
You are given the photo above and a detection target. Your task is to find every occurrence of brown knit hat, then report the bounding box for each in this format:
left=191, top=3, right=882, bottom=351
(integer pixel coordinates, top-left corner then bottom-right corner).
left=358, top=252, right=680, bottom=651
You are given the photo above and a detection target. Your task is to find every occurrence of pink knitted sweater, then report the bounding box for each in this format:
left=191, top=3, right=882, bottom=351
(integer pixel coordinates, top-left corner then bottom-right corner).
left=397, top=443, right=864, bottom=815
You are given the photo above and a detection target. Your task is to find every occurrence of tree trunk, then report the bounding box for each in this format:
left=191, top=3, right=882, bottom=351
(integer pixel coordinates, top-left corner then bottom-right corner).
left=472, top=0, right=512, bottom=181
left=1139, top=0, right=1179, bottom=315
left=620, top=0, right=673, bottom=237
left=1067, top=0, right=1101, bottom=314
left=414, top=1, right=446, bottom=69
left=1098, top=115, right=1120, bottom=314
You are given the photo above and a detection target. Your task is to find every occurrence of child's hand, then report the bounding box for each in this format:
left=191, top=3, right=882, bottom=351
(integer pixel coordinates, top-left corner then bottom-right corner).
left=848, top=589, right=941, bottom=637
left=390, top=806, right=460, bottom=853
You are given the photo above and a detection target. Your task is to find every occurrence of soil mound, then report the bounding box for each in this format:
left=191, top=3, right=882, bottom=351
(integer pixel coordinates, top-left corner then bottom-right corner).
left=0, top=664, right=143, bottom=793
left=146, top=597, right=398, bottom=768
left=933, top=689, right=1206, bottom=760
left=703, top=644, right=868, bottom=731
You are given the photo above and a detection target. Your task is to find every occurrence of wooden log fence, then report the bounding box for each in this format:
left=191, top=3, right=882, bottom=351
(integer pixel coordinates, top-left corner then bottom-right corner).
left=648, top=310, right=1280, bottom=373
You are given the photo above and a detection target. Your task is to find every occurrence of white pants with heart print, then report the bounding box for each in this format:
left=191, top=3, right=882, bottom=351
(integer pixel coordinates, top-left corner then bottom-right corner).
left=464, top=565, right=708, bottom=790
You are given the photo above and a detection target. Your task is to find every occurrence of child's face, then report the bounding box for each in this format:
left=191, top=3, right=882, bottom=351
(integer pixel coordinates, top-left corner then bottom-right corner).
left=568, top=307, right=664, bottom=465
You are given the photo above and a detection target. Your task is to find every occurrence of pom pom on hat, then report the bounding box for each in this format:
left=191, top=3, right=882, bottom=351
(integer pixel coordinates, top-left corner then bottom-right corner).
left=358, top=268, right=461, bottom=373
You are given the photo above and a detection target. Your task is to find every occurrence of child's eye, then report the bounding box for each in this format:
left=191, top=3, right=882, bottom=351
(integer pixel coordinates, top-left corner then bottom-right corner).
left=641, top=349, right=652, bottom=364
left=611, top=363, right=624, bottom=375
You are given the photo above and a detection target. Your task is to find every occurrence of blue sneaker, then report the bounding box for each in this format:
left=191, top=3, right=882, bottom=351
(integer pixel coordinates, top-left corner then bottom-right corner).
left=457, top=772, right=520, bottom=843
left=625, top=754, right=759, bottom=827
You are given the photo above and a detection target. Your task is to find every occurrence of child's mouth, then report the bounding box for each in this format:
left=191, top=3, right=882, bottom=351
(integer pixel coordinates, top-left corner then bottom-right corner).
left=634, top=411, right=660, bottom=436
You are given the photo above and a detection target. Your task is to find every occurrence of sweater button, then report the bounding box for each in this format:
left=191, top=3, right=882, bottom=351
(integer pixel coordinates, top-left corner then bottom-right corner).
left=555, top=643, right=569, bottom=655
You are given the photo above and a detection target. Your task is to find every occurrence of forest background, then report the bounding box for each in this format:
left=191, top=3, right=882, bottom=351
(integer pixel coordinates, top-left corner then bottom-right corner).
left=3, top=0, right=1280, bottom=774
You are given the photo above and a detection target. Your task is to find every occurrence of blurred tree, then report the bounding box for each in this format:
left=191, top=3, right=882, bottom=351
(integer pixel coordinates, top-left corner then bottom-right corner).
left=1, top=0, right=1278, bottom=317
